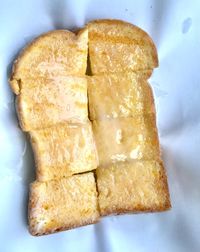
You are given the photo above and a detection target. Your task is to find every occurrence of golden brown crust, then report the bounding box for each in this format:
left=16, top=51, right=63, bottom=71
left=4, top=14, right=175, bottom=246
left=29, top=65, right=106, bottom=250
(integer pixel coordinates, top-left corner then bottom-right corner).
left=87, top=19, right=158, bottom=75
left=101, top=204, right=171, bottom=217
left=88, top=19, right=158, bottom=64
left=29, top=219, right=99, bottom=236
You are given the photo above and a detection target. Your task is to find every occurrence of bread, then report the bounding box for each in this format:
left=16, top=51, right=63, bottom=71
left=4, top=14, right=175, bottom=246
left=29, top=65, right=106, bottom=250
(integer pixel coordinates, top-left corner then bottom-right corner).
left=10, top=29, right=88, bottom=94
left=9, top=19, right=171, bottom=236
left=87, top=19, right=170, bottom=216
left=87, top=19, right=158, bottom=75
left=96, top=161, right=171, bottom=216
left=29, top=122, right=98, bottom=181
left=92, top=115, right=160, bottom=166
left=17, top=76, right=88, bottom=131
left=29, top=173, right=100, bottom=236
left=88, top=71, right=154, bottom=120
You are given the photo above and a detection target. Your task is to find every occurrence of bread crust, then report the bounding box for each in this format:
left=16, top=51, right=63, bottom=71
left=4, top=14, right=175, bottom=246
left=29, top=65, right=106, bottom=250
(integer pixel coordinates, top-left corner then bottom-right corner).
left=9, top=29, right=88, bottom=94
left=8, top=20, right=170, bottom=236
left=87, top=19, right=158, bottom=74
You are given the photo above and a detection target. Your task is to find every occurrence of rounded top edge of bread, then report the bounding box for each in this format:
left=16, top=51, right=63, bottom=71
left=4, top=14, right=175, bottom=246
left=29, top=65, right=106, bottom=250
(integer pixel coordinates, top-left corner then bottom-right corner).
left=9, top=28, right=88, bottom=94
left=87, top=19, right=158, bottom=67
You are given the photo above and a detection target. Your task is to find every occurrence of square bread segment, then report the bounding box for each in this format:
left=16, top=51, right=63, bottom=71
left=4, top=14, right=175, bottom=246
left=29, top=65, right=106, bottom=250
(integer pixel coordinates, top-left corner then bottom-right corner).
left=88, top=20, right=158, bottom=74
left=29, top=173, right=100, bottom=236
left=17, top=76, right=88, bottom=131
left=88, top=71, right=154, bottom=120
left=10, top=29, right=88, bottom=94
left=92, top=115, right=160, bottom=166
left=30, top=122, right=99, bottom=181
left=96, top=161, right=171, bottom=216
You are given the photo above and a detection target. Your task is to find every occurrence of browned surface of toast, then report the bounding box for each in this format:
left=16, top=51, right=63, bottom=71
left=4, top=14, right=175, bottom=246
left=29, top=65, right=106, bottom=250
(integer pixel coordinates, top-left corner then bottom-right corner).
left=29, top=173, right=100, bottom=236
left=30, top=122, right=98, bottom=181
left=87, top=19, right=158, bottom=74
left=87, top=19, right=170, bottom=219
left=96, top=161, right=171, bottom=216
left=9, top=19, right=171, bottom=236
left=17, top=76, right=88, bottom=131
left=10, top=29, right=88, bottom=94
left=88, top=71, right=154, bottom=120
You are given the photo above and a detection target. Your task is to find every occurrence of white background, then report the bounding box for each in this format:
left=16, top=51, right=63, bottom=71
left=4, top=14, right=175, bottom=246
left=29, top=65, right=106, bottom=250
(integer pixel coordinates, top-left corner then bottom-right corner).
left=0, top=0, right=200, bottom=251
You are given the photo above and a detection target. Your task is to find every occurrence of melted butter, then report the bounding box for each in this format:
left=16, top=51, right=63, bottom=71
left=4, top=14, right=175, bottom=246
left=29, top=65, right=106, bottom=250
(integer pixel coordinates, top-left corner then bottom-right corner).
left=116, top=129, right=122, bottom=144
left=92, top=116, right=160, bottom=166
left=88, top=72, right=154, bottom=121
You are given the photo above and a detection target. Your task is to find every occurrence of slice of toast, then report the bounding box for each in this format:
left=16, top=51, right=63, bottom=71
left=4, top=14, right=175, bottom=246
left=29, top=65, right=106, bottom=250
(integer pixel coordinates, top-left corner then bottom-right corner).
left=96, top=161, right=171, bottom=216
left=8, top=19, right=170, bottom=235
left=29, top=122, right=98, bottom=181
left=10, top=29, right=88, bottom=94
left=87, top=19, right=158, bottom=75
left=92, top=115, right=160, bottom=166
left=29, top=173, right=100, bottom=236
left=88, top=71, right=154, bottom=120
left=17, top=76, right=88, bottom=131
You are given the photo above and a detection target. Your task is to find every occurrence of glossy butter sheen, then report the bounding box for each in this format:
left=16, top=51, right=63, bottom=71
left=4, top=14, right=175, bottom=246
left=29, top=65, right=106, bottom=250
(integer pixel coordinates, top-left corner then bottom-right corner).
left=88, top=71, right=154, bottom=120
left=92, top=115, right=160, bottom=166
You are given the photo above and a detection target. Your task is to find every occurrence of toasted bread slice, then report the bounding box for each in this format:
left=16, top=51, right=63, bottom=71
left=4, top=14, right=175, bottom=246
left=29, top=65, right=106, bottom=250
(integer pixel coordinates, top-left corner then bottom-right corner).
left=17, top=76, right=88, bottom=131
left=92, top=115, right=160, bottom=166
left=29, top=173, right=100, bottom=236
left=87, top=19, right=158, bottom=75
left=10, top=29, right=88, bottom=94
left=96, top=161, right=171, bottom=216
left=88, top=71, right=154, bottom=120
left=29, top=122, right=98, bottom=181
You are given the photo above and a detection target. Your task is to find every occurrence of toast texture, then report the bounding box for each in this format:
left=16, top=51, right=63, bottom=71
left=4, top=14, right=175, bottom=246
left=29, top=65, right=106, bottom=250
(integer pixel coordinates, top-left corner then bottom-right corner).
left=10, top=29, right=88, bottom=94
left=88, top=71, right=154, bottom=120
left=29, top=173, right=100, bottom=236
left=30, top=122, right=98, bottom=181
left=9, top=19, right=171, bottom=236
left=96, top=161, right=171, bottom=216
left=17, top=76, right=88, bottom=131
left=92, top=115, right=160, bottom=166
left=87, top=19, right=158, bottom=74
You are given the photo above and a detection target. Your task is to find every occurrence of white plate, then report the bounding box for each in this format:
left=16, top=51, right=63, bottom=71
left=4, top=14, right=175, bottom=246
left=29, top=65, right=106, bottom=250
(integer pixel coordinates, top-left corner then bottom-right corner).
left=0, top=0, right=200, bottom=251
